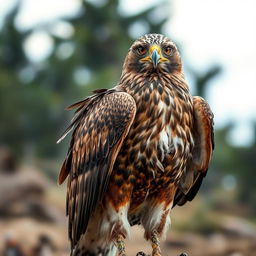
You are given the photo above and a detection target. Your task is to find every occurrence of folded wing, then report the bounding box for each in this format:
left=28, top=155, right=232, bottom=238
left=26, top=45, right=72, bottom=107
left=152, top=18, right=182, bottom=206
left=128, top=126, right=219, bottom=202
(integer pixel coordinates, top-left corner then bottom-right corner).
left=173, top=96, right=214, bottom=207
left=58, top=90, right=136, bottom=247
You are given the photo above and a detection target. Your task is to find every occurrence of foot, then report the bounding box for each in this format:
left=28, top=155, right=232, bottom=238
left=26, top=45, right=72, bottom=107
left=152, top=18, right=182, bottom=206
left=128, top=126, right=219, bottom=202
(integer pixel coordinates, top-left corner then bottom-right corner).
left=150, top=231, right=161, bottom=256
left=116, top=234, right=126, bottom=256
left=152, top=248, right=161, bottom=256
left=136, top=252, right=147, bottom=256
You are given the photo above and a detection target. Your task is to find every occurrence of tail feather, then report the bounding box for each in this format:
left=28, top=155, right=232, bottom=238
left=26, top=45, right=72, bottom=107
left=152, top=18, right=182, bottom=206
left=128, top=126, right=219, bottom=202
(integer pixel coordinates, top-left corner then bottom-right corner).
left=71, top=243, right=117, bottom=256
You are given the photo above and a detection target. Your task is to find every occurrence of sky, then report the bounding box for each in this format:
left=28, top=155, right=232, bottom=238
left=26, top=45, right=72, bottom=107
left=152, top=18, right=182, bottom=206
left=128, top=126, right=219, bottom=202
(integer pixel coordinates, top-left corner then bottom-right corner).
left=0, top=0, right=255, bottom=146
left=169, top=0, right=256, bottom=146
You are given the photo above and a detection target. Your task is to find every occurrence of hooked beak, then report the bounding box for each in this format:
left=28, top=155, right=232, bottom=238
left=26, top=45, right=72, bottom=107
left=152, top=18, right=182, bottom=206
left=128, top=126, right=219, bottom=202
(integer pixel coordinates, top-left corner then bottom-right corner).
left=151, top=49, right=160, bottom=68
left=140, top=45, right=168, bottom=68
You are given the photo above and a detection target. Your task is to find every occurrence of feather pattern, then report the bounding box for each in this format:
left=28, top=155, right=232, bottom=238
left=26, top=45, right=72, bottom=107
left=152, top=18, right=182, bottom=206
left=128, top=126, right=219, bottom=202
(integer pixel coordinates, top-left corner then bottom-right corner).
left=173, top=96, right=214, bottom=207
left=58, top=90, right=136, bottom=248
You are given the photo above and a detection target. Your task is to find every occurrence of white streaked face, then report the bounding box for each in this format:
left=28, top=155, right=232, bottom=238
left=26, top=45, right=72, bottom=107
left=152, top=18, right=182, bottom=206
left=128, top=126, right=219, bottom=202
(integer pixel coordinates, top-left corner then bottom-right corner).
left=126, top=34, right=182, bottom=74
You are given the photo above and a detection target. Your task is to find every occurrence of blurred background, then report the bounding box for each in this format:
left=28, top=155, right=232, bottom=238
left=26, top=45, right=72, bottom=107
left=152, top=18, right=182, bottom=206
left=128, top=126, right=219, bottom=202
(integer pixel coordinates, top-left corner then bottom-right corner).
left=0, top=0, right=256, bottom=255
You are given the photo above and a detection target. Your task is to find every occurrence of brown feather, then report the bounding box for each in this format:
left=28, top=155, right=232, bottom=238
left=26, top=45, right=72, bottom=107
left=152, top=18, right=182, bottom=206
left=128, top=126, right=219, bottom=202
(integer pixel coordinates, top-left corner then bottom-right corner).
left=191, top=96, right=214, bottom=172
left=58, top=90, right=136, bottom=247
left=173, top=96, right=214, bottom=206
left=58, top=158, right=69, bottom=184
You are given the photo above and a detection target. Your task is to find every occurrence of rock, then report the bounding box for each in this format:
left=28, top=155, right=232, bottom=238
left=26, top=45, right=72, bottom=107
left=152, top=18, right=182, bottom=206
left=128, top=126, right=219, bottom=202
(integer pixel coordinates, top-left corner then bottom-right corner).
left=221, top=216, right=256, bottom=238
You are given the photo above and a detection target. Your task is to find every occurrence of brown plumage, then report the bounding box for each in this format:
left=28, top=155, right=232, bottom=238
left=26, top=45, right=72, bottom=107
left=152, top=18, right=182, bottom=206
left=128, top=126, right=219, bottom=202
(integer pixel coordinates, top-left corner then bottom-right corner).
left=58, top=34, right=214, bottom=256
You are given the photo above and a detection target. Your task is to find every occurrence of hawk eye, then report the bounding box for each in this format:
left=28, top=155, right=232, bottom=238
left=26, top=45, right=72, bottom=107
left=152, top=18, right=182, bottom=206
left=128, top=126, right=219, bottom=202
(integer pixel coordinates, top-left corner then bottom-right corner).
left=163, top=46, right=172, bottom=55
left=136, top=46, right=147, bottom=55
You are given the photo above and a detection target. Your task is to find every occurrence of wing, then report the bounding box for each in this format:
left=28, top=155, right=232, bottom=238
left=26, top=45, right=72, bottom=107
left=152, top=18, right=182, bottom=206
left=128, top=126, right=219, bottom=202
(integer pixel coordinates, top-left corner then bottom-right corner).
left=173, top=96, right=214, bottom=207
left=58, top=90, right=136, bottom=247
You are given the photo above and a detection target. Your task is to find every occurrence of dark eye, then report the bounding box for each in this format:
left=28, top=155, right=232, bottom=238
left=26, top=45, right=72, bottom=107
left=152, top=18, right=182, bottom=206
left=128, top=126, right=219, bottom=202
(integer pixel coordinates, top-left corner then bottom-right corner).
left=163, top=46, right=172, bottom=55
left=136, top=46, right=147, bottom=55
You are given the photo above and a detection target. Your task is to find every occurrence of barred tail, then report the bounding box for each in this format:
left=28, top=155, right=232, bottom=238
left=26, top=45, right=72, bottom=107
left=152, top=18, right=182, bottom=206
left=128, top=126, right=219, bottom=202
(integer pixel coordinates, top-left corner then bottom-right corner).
left=71, top=242, right=117, bottom=256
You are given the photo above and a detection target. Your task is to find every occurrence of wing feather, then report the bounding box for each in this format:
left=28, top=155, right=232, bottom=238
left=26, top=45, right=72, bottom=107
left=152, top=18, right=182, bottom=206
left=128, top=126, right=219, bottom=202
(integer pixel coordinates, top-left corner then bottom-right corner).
left=58, top=90, right=136, bottom=247
left=173, top=96, right=214, bottom=207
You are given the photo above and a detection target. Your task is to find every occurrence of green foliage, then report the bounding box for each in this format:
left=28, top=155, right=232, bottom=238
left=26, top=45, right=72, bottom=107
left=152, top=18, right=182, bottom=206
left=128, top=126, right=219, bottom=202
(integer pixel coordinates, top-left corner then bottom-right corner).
left=214, top=124, right=256, bottom=214
left=0, top=0, right=168, bottom=158
left=192, top=64, right=256, bottom=216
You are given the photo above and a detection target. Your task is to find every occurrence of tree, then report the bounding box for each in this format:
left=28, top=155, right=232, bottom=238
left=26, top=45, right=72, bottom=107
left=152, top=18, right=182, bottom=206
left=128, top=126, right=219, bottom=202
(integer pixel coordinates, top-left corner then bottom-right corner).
left=0, top=0, right=169, bottom=159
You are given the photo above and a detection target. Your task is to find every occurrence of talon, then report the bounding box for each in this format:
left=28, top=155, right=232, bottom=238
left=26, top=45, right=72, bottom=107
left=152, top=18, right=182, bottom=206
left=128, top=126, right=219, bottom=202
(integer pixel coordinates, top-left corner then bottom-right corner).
left=151, top=231, right=161, bottom=256
left=152, top=249, right=161, bottom=256
left=116, top=234, right=126, bottom=256
left=136, top=251, right=147, bottom=256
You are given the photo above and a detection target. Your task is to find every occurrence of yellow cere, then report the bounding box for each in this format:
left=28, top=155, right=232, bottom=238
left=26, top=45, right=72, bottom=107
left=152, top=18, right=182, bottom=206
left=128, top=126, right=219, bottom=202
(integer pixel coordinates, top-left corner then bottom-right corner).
left=140, top=45, right=169, bottom=63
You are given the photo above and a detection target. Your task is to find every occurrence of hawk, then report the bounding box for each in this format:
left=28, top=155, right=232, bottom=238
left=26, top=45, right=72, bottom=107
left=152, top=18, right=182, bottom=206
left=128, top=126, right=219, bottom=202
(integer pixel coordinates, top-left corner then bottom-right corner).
left=58, top=34, right=214, bottom=256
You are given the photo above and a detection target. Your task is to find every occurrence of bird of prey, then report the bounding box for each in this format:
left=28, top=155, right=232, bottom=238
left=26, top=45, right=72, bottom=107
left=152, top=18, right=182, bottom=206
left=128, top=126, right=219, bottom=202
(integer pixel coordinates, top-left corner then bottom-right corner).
left=58, top=33, right=214, bottom=256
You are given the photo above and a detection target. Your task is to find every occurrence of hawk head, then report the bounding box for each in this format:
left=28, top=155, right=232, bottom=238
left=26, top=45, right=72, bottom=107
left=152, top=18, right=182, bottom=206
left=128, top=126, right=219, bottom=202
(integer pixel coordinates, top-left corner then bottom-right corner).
left=122, top=34, right=182, bottom=75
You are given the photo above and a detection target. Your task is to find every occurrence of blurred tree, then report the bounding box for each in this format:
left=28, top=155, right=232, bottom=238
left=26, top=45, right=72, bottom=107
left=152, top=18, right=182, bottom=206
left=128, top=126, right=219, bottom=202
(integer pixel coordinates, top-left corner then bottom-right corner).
left=214, top=123, right=256, bottom=215
left=190, top=60, right=256, bottom=216
left=191, top=65, right=221, bottom=97
left=0, top=0, right=169, bottom=159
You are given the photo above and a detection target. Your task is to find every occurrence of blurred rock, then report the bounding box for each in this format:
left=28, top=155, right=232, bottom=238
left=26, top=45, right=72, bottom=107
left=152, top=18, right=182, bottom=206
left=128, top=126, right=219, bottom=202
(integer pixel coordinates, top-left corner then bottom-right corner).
left=2, top=233, right=25, bottom=256
left=221, top=216, right=256, bottom=238
left=0, top=148, right=64, bottom=223
left=0, top=165, right=51, bottom=219
left=31, top=234, right=56, bottom=256
left=0, top=218, right=69, bottom=255
left=165, top=229, right=256, bottom=256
